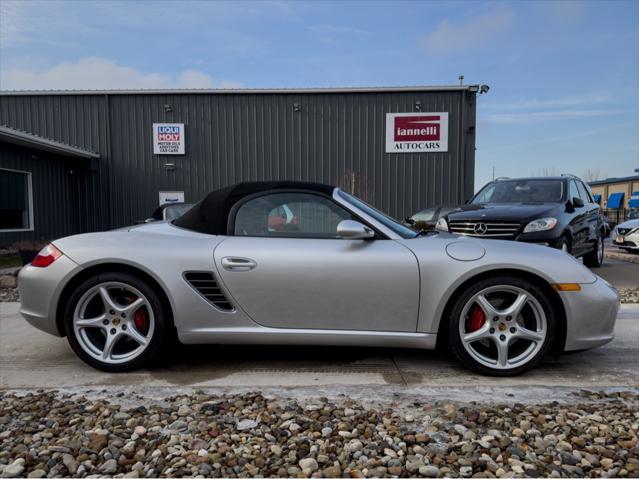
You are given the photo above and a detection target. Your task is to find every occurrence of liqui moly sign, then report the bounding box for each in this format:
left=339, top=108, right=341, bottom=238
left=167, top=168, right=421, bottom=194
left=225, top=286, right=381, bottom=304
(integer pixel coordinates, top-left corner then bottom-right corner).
left=385, top=112, right=448, bottom=153
left=153, top=123, right=185, bottom=155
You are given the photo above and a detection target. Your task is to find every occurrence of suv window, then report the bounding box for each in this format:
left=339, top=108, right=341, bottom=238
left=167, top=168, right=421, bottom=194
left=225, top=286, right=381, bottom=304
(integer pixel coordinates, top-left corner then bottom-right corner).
left=576, top=181, right=593, bottom=203
left=568, top=180, right=581, bottom=203
left=234, top=192, right=355, bottom=238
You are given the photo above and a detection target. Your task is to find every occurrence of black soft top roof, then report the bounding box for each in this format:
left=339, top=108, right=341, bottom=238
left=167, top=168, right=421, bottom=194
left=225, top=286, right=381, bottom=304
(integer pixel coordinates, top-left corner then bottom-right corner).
left=173, top=181, right=335, bottom=235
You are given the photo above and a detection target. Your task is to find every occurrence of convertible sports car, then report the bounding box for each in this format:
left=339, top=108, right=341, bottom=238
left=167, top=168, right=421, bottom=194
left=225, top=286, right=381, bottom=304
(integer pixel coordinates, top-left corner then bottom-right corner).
left=18, top=181, right=619, bottom=376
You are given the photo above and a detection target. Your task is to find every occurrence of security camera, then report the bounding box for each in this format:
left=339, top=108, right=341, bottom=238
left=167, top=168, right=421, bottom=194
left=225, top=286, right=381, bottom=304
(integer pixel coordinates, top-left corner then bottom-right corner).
left=480, top=84, right=490, bottom=94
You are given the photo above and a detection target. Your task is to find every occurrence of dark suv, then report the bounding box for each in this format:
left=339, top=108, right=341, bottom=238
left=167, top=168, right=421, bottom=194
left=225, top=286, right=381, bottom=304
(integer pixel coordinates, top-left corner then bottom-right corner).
left=437, top=175, right=605, bottom=267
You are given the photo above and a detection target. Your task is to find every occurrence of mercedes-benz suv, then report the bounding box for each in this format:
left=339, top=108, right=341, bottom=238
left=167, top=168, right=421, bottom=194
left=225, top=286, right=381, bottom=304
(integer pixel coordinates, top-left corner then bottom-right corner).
left=436, top=176, right=605, bottom=267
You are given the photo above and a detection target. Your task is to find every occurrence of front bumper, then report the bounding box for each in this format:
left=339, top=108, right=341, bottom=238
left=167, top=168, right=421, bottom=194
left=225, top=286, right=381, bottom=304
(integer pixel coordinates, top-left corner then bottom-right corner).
left=612, top=232, right=639, bottom=250
left=561, top=277, right=619, bottom=351
left=18, top=255, right=80, bottom=337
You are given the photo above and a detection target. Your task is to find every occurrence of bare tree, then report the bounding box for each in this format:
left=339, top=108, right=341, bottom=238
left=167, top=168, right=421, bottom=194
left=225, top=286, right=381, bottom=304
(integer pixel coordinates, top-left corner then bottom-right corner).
left=582, top=168, right=601, bottom=182
left=530, top=167, right=561, bottom=177
left=337, top=170, right=372, bottom=202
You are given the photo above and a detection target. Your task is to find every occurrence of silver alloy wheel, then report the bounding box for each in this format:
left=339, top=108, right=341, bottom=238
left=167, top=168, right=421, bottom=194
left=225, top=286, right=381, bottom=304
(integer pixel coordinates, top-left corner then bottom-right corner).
left=458, top=285, right=547, bottom=370
left=72, top=281, right=155, bottom=364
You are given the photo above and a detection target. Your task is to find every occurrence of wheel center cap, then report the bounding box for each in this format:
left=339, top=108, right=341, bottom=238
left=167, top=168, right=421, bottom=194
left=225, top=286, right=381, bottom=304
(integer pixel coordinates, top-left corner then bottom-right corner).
left=112, top=318, right=121, bottom=326
left=498, top=323, right=506, bottom=332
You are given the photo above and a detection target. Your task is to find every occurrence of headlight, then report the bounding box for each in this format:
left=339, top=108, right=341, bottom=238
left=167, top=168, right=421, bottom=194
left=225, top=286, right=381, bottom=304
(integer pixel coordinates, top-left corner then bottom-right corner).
left=523, top=217, right=558, bottom=233
left=435, top=218, right=449, bottom=232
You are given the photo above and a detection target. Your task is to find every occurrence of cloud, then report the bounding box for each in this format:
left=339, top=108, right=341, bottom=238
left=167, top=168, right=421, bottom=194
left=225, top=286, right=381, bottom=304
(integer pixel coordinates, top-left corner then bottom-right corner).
left=307, top=24, right=372, bottom=44
left=480, top=121, right=636, bottom=153
left=0, top=57, right=242, bottom=90
left=481, top=94, right=610, bottom=111
left=423, top=10, right=515, bottom=54
left=483, top=109, right=621, bottom=124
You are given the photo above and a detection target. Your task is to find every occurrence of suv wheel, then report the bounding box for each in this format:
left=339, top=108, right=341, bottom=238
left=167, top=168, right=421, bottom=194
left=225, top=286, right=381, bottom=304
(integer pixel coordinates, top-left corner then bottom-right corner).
left=583, top=233, right=604, bottom=268
left=556, top=235, right=571, bottom=254
left=447, top=275, right=556, bottom=376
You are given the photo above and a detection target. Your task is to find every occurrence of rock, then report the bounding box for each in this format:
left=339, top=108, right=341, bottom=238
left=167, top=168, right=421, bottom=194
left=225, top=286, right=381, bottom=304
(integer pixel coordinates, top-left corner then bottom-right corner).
left=419, top=465, right=440, bottom=477
left=0, top=276, right=16, bottom=288
left=26, top=470, right=46, bottom=479
left=1, top=462, right=24, bottom=478
left=299, top=457, right=319, bottom=473
left=134, top=425, right=146, bottom=436
left=99, top=458, right=118, bottom=474
left=62, top=453, right=78, bottom=474
left=323, top=466, right=342, bottom=477
left=321, top=427, right=333, bottom=437
left=177, top=405, right=192, bottom=416
left=236, top=418, right=258, bottom=431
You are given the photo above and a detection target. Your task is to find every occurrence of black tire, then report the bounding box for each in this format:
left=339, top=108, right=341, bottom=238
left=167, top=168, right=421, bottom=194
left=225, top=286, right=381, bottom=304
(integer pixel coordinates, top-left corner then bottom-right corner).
left=556, top=234, right=571, bottom=254
left=64, top=272, right=170, bottom=372
left=583, top=232, right=604, bottom=268
left=447, top=275, right=557, bottom=376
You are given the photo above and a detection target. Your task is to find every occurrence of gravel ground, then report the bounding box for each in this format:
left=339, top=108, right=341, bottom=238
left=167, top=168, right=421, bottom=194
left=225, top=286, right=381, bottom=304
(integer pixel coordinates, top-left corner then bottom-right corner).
left=0, top=390, right=637, bottom=478
left=0, top=288, right=19, bottom=302
left=620, top=288, right=639, bottom=304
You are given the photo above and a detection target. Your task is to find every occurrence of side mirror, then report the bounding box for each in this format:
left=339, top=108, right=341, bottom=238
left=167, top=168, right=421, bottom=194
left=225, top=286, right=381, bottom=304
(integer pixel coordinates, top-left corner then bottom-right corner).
left=404, top=217, right=415, bottom=225
left=572, top=197, right=585, bottom=208
left=337, top=220, right=375, bottom=240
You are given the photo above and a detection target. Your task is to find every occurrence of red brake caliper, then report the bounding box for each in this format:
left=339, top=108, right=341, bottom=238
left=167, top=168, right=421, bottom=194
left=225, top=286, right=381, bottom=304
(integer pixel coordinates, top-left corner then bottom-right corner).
left=469, top=305, right=486, bottom=332
left=127, top=295, right=149, bottom=335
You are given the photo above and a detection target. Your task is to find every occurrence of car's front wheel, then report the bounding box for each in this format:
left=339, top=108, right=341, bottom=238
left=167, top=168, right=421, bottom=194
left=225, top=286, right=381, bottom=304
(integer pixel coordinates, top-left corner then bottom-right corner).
left=447, top=275, right=556, bottom=376
left=64, top=272, right=169, bottom=372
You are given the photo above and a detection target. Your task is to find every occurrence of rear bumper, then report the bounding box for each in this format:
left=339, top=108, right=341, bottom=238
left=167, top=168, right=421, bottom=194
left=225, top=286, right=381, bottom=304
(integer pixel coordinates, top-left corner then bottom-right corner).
left=18, top=255, right=80, bottom=337
left=561, top=277, right=619, bottom=351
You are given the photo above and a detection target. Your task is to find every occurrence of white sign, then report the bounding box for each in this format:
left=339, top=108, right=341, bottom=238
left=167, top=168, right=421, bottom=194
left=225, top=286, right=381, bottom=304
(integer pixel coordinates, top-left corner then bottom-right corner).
left=159, top=191, right=184, bottom=206
left=385, top=112, right=448, bottom=153
left=153, top=123, right=185, bottom=155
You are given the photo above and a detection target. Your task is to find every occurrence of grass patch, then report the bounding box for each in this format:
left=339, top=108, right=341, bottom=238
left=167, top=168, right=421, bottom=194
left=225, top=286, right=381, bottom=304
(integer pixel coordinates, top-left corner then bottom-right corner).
left=0, top=254, right=21, bottom=270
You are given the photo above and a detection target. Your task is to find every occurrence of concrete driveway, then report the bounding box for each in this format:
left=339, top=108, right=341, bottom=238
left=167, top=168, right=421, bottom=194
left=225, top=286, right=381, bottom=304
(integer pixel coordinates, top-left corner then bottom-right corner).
left=1, top=301, right=637, bottom=390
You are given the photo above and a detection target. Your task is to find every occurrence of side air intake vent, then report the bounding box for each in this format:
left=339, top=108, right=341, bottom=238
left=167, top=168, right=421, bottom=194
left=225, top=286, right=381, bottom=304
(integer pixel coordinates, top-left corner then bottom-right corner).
left=184, top=271, right=234, bottom=311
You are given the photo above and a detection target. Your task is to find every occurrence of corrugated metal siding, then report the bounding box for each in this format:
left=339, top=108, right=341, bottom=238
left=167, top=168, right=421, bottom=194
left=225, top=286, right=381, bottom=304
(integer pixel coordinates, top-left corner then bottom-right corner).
left=0, top=143, right=79, bottom=246
left=0, top=90, right=475, bottom=236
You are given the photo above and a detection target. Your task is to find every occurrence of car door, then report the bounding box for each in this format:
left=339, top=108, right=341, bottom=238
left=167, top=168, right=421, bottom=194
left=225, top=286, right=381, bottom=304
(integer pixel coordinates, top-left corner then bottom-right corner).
left=213, top=191, right=420, bottom=332
left=576, top=180, right=602, bottom=247
left=567, top=180, right=588, bottom=253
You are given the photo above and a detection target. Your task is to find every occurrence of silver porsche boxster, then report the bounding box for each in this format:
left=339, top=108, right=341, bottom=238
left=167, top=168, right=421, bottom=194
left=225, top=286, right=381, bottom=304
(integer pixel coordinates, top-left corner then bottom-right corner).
left=18, top=182, right=619, bottom=376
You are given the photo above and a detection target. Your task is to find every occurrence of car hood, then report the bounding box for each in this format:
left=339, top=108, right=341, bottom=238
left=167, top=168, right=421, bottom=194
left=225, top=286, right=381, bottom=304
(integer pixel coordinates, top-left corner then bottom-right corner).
left=447, top=203, right=559, bottom=222
left=617, top=219, right=639, bottom=230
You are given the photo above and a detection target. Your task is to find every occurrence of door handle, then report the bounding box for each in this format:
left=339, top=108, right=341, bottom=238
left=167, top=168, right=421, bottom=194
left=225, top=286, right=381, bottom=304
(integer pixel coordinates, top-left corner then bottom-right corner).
left=221, top=257, right=257, bottom=271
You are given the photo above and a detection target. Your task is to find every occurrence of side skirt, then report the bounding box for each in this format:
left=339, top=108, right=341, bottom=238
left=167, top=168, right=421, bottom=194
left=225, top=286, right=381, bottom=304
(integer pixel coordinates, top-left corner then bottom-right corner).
left=178, top=327, right=437, bottom=349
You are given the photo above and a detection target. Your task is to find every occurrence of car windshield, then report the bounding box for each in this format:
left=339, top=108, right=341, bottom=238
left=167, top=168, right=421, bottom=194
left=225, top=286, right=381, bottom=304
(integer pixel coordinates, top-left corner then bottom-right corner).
left=164, top=203, right=193, bottom=220
left=338, top=190, right=418, bottom=239
left=471, top=180, right=564, bottom=204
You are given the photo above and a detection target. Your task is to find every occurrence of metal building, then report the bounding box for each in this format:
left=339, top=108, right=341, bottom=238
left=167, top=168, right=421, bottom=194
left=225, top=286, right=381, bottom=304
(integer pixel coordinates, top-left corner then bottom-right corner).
left=0, top=86, right=479, bottom=246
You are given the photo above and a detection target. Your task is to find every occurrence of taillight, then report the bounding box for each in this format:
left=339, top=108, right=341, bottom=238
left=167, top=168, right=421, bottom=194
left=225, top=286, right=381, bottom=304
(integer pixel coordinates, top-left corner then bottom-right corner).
left=31, top=244, right=63, bottom=268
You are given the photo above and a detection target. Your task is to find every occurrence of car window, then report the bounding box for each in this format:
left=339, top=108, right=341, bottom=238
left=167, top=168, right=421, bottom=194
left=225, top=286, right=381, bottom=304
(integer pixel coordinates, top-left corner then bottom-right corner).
left=569, top=180, right=581, bottom=202
left=412, top=207, right=437, bottom=222
left=472, top=180, right=564, bottom=204
left=576, top=181, right=593, bottom=203
left=234, top=192, right=355, bottom=238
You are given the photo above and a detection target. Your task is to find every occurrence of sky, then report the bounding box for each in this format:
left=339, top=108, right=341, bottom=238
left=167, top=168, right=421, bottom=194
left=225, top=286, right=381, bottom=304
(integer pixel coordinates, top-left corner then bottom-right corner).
left=0, top=0, right=638, bottom=189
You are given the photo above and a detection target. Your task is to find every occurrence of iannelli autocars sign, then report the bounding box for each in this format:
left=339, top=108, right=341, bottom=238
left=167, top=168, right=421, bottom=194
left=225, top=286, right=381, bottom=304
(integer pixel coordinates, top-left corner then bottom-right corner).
left=385, top=112, right=449, bottom=153
left=153, top=123, right=185, bottom=155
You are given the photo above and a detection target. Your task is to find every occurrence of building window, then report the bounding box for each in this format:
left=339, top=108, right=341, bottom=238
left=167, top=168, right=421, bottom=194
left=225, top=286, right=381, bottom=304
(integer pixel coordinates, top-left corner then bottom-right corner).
left=0, top=168, right=34, bottom=231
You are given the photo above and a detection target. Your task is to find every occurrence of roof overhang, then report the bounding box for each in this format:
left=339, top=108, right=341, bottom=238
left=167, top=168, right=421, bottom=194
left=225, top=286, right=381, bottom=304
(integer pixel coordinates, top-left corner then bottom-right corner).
left=0, top=125, right=99, bottom=159
left=0, top=85, right=480, bottom=96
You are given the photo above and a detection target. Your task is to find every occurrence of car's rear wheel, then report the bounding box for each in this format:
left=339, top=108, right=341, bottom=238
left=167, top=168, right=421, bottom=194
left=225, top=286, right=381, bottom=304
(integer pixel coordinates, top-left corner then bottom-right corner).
left=583, top=233, right=604, bottom=267
left=64, top=272, right=169, bottom=372
left=447, top=275, right=556, bottom=376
